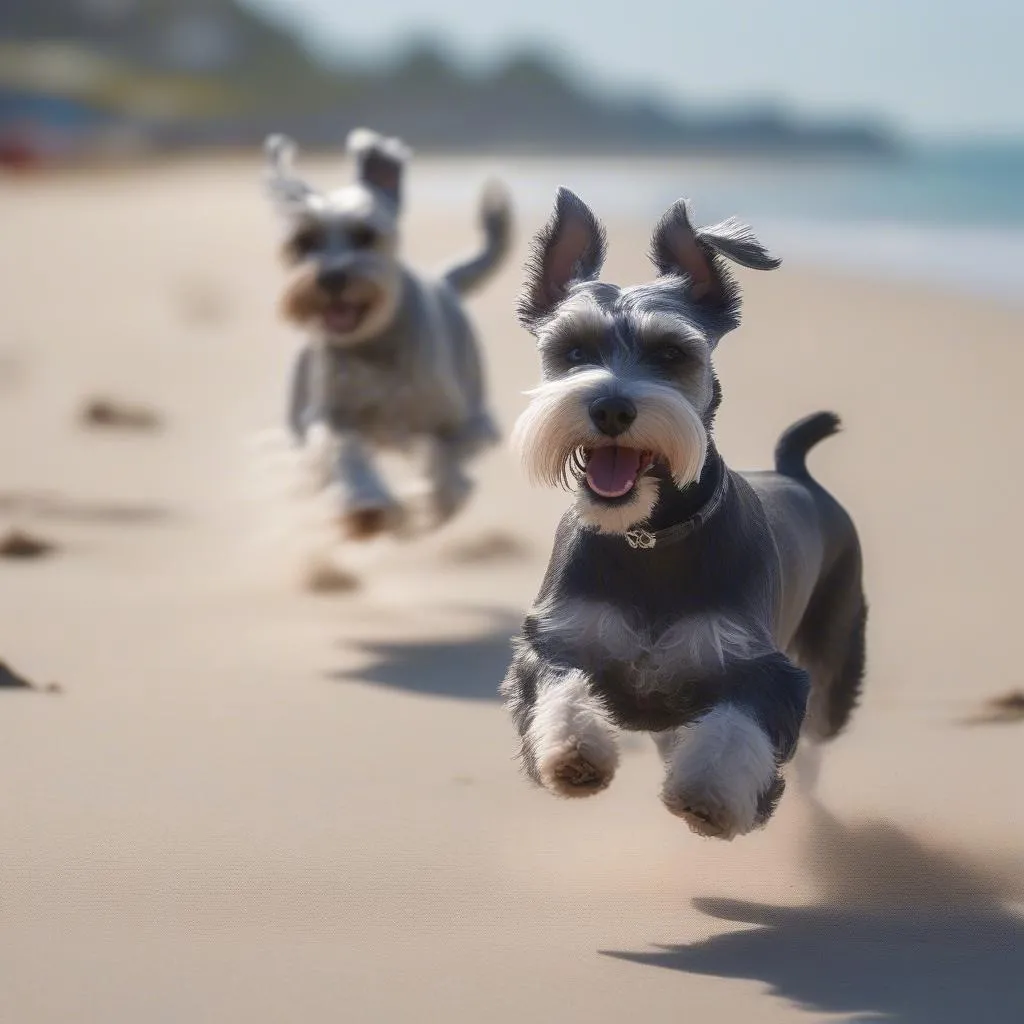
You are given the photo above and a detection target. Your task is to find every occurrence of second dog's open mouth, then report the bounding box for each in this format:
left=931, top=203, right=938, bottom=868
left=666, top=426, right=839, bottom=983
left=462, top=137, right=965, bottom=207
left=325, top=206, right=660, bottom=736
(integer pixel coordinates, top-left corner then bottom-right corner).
left=322, top=299, right=372, bottom=334
left=583, top=446, right=656, bottom=499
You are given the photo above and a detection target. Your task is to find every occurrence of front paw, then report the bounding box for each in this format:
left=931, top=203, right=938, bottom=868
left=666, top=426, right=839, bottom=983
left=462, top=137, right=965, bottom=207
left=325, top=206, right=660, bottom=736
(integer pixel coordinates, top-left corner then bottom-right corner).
left=527, top=672, right=620, bottom=799
left=662, top=789, right=735, bottom=839
left=662, top=773, right=785, bottom=839
left=660, top=705, right=781, bottom=840
left=341, top=504, right=404, bottom=541
left=661, top=783, right=776, bottom=840
left=539, top=740, right=617, bottom=798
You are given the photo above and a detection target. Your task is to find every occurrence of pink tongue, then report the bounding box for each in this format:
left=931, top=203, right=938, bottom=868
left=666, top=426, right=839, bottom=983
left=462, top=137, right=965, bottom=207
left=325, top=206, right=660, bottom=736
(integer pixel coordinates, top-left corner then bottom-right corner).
left=586, top=447, right=643, bottom=498
left=324, top=304, right=361, bottom=332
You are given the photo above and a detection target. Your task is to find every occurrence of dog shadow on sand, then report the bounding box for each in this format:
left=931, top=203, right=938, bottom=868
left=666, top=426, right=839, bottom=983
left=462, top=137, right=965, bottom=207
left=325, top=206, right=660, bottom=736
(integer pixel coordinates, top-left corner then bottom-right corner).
left=604, top=797, right=1024, bottom=1023
left=328, top=611, right=520, bottom=702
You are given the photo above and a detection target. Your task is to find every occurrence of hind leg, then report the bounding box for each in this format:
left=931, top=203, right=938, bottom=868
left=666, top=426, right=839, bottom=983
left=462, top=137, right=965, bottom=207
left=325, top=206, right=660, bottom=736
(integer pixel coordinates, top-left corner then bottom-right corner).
left=424, top=437, right=474, bottom=527
left=421, top=415, right=498, bottom=529
left=792, top=543, right=868, bottom=743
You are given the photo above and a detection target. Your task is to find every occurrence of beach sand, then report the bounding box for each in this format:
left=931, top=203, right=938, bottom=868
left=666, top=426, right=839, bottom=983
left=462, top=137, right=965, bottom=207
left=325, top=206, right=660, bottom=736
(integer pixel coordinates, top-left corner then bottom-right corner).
left=1, top=158, right=1022, bottom=1023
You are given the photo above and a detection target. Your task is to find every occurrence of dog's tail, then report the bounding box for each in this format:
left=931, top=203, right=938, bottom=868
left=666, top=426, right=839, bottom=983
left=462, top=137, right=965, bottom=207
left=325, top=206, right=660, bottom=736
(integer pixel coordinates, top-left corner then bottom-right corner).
left=442, top=181, right=512, bottom=296
left=774, top=411, right=842, bottom=480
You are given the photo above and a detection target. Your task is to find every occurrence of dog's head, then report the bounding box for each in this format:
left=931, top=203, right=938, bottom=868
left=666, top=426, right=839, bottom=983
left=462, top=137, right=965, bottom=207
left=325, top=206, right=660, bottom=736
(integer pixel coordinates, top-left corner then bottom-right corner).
left=512, top=188, right=780, bottom=534
left=263, top=129, right=409, bottom=346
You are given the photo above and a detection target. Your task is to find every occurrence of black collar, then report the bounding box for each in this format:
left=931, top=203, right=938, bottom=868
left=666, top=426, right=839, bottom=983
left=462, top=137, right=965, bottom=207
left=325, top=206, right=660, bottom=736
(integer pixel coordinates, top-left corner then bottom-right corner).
left=623, top=457, right=730, bottom=550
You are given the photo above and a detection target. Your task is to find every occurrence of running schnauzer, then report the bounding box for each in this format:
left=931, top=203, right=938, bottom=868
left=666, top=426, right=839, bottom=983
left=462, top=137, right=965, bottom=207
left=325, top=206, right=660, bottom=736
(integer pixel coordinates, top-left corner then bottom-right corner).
left=263, top=129, right=511, bottom=540
left=501, top=189, right=867, bottom=840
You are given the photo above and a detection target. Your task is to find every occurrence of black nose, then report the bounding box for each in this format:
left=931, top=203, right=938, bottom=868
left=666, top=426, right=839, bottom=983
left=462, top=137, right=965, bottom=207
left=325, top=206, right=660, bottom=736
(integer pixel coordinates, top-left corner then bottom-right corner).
left=317, top=267, right=349, bottom=293
left=589, top=395, right=637, bottom=437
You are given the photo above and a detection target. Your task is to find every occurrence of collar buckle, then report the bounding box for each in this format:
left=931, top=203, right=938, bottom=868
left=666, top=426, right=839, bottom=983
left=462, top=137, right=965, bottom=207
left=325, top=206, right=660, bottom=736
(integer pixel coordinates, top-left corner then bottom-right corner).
left=625, top=528, right=656, bottom=550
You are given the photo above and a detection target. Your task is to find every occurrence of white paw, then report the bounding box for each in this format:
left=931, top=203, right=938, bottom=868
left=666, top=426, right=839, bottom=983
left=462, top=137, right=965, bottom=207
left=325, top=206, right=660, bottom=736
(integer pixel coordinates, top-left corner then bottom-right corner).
left=661, top=705, right=779, bottom=840
left=527, top=672, right=619, bottom=798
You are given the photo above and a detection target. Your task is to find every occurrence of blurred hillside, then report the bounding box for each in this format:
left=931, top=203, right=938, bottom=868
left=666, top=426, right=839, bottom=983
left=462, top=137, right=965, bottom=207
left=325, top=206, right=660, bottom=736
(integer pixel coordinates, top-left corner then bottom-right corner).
left=0, top=0, right=901, bottom=158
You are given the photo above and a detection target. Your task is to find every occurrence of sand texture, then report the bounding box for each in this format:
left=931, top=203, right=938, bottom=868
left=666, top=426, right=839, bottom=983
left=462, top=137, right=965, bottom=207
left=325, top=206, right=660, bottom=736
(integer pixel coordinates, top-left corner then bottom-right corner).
left=1, top=159, right=1023, bottom=1023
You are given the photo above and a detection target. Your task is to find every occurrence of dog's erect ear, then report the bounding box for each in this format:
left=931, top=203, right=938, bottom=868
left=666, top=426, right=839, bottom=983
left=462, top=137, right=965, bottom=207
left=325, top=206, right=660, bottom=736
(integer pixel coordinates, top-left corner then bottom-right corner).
left=346, top=128, right=410, bottom=208
left=650, top=200, right=780, bottom=307
left=518, top=188, right=607, bottom=332
left=264, top=134, right=317, bottom=217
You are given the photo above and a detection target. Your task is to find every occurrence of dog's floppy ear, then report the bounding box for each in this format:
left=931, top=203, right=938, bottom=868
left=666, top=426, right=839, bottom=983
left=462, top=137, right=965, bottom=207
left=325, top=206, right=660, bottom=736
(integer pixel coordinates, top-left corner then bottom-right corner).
left=263, top=134, right=317, bottom=216
left=650, top=200, right=780, bottom=308
left=346, top=128, right=410, bottom=208
left=518, top=188, right=607, bottom=331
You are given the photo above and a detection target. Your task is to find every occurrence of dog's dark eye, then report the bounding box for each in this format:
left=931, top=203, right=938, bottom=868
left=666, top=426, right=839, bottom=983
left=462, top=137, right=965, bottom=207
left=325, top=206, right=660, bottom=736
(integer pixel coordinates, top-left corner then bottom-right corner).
left=650, top=343, right=687, bottom=366
left=291, top=227, right=325, bottom=257
left=565, top=345, right=596, bottom=366
left=350, top=226, right=376, bottom=249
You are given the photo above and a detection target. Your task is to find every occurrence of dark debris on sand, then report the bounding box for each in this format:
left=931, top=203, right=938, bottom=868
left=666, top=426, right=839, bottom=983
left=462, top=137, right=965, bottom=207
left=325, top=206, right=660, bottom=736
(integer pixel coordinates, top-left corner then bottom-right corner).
left=0, top=528, right=56, bottom=559
left=0, top=661, right=62, bottom=693
left=962, top=691, right=1024, bottom=726
left=79, top=398, right=163, bottom=432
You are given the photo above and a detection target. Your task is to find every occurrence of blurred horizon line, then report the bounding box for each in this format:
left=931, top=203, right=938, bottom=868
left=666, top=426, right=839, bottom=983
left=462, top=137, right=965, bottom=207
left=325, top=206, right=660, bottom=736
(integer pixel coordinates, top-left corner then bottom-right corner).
left=2, top=0, right=1023, bottom=165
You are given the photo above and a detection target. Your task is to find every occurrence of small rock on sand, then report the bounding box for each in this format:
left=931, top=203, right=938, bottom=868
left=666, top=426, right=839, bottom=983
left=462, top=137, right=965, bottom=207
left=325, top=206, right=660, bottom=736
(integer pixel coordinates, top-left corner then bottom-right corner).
left=0, top=661, right=61, bottom=692
left=79, top=398, right=163, bottom=432
left=962, top=690, right=1024, bottom=726
left=0, top=528, right=56, bottom=559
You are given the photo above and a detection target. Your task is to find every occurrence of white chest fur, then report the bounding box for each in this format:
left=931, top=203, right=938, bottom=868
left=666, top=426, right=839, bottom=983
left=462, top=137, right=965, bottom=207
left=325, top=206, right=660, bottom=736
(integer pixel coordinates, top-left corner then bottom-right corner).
left=532, top=598, right=772, bottom=689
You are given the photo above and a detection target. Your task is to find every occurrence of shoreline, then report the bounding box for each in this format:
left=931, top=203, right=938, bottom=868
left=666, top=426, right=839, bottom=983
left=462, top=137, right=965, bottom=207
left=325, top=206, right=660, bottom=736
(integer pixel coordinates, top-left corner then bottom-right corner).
left=6, top=151, right=1019, bottom=307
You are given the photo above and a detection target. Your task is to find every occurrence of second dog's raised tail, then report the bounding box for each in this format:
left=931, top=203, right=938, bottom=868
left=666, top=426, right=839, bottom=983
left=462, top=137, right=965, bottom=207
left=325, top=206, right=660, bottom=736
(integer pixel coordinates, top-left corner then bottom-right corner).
left=774, top=411, right=842, bottom=480
left=442, top=181, right=512, bottom=296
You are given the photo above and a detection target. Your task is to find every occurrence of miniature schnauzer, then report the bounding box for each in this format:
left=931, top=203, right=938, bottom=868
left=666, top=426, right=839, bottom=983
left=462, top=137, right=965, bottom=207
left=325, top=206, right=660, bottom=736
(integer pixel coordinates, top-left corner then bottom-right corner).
left=263, top=129, right=511, bottom=540
left=501, top=189, right=867, bottom=840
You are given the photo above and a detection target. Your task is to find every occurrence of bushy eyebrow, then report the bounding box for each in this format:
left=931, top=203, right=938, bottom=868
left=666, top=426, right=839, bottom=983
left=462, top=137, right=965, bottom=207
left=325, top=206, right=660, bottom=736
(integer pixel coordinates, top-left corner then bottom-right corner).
left=631, top=311, right=707, bottom=347
left=537, top=297, right=610, bottom=351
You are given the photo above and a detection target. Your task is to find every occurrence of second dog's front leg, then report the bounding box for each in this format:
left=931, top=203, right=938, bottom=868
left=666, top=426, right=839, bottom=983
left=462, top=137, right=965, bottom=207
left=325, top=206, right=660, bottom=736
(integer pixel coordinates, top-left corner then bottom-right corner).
left=660, top=652, right=810, bottom=840
left=501, top=644, right=619, bottom=798
left=308, top=425, right=403, bottom=540
left=423, top=435, right=474, bottom=528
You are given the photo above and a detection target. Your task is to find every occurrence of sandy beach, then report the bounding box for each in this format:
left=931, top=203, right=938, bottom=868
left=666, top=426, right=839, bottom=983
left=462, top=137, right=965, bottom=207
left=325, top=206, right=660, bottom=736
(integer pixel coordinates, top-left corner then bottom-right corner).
left=1, top=157, right=1023, bottom=1023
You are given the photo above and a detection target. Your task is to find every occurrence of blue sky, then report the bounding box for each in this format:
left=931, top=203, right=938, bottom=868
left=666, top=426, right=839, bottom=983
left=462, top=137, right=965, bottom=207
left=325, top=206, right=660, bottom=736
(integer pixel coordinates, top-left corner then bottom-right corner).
left=244, top=0, right=1021, bottom=140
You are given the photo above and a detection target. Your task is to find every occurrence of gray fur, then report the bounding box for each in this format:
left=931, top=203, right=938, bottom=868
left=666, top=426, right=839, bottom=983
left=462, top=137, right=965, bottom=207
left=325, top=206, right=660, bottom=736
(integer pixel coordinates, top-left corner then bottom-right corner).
left=443, top=182, right=513, bottom=296
left=291, top=271, right=497, bottom=452
left=266, top=128, right=511, bottom=533
left=503, top=191, right=866, bottom=839
left=347, top=128, right=410, bottom=208
left=647, top=198, right=781, bottom=342
left=696, top=216, right=784, bottom=271
left=264, top=134, right=315, bottom=215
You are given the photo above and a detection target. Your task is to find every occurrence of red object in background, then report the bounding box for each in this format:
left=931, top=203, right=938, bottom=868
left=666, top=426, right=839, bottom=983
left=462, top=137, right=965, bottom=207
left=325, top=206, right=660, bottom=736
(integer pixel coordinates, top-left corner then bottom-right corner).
left=0, top=125, right=48, bottom=172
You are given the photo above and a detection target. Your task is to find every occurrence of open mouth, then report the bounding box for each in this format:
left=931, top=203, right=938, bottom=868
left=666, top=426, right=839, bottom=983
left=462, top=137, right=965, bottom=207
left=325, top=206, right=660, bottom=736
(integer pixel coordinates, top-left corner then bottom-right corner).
left=582, top=446, right=657, bottom=500
left=321, top=298, right=372, bottom=334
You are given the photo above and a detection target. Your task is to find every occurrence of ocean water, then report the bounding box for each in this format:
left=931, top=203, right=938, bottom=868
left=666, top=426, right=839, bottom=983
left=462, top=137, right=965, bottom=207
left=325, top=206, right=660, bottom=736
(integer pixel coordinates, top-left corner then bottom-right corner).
left=410, top=146, right=1024, bottom=304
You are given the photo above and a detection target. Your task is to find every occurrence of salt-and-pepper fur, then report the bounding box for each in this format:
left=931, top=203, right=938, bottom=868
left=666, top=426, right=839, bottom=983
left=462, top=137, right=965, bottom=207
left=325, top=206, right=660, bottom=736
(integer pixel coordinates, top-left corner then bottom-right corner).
left=502, top=189, right=867, bottom=840
left=264, top=129, right=511, bottom=539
